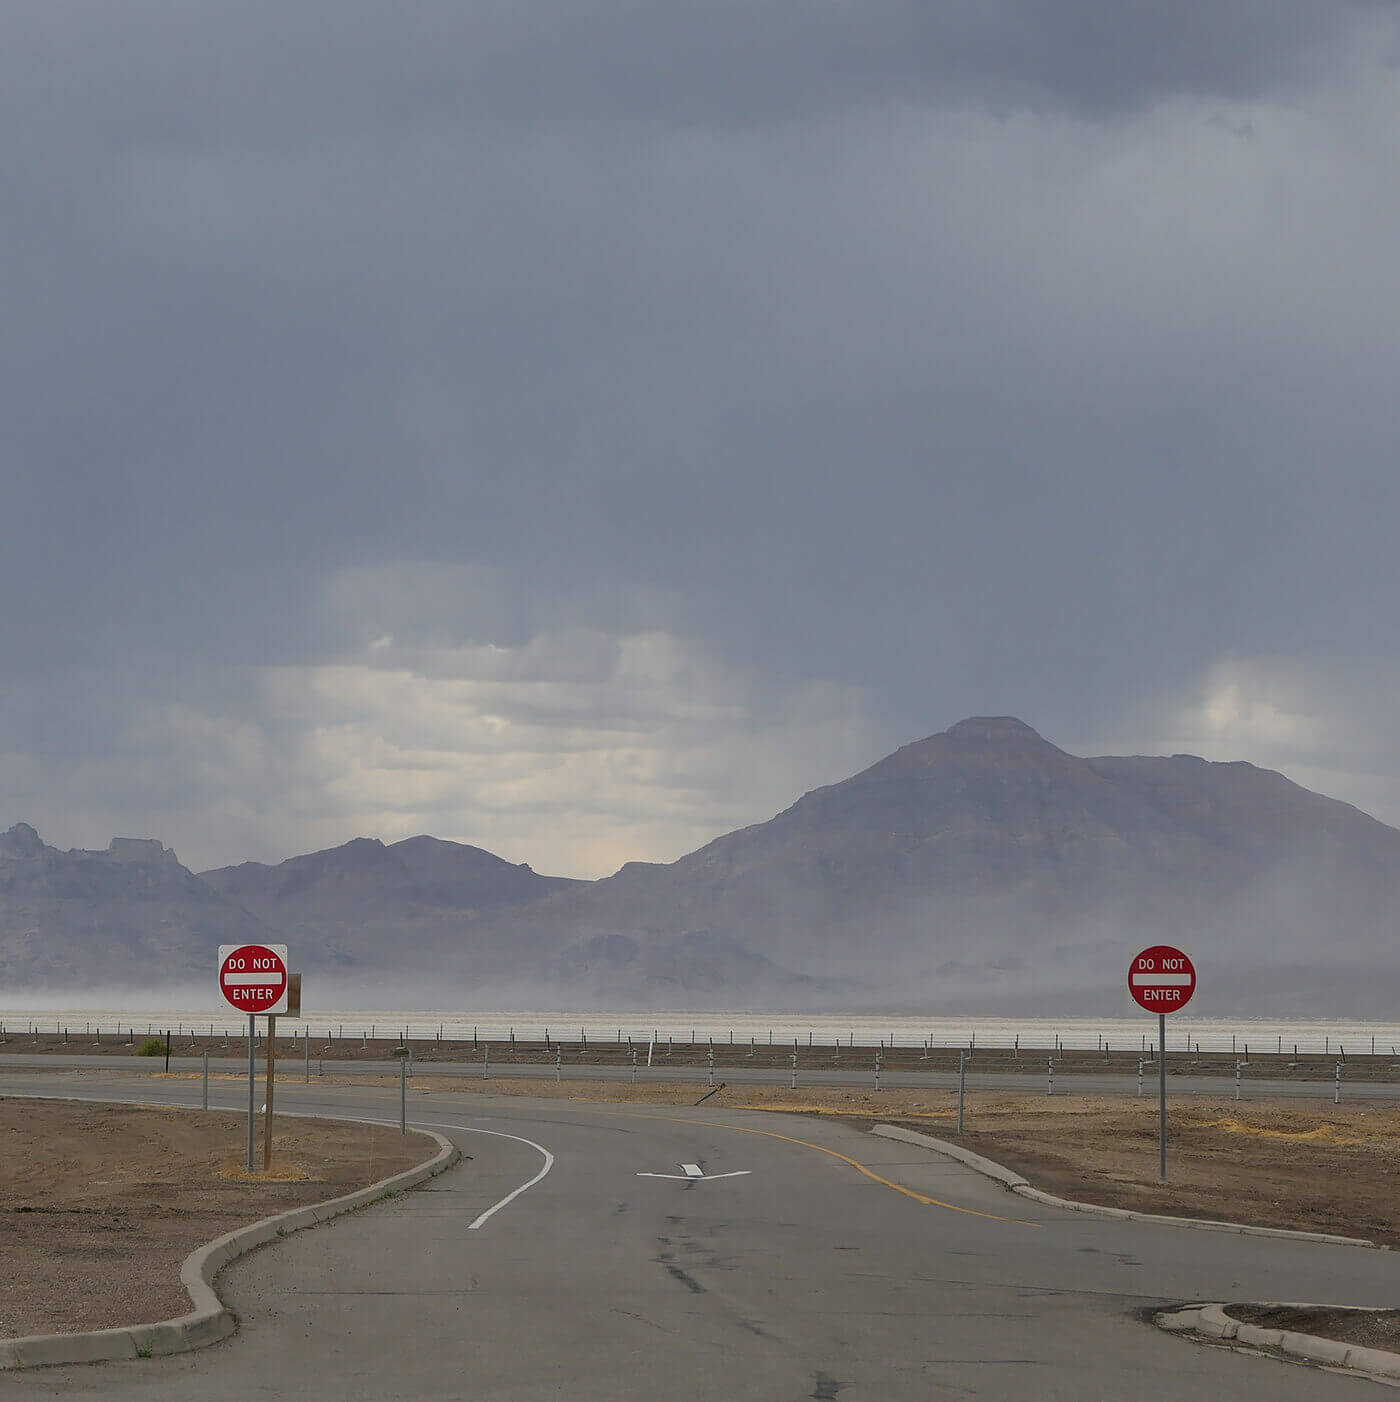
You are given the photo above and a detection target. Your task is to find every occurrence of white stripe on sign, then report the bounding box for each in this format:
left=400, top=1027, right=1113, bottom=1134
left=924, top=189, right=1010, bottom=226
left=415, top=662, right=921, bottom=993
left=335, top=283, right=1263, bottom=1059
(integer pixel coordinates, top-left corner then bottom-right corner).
left=223, top=973, right=285, bottom=986
left=1131, top=973, right=1192, bottom=986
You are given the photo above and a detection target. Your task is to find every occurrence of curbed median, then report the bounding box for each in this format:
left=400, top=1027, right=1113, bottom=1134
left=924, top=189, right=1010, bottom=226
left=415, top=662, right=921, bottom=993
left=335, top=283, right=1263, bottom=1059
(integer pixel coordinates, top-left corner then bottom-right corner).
left=0, top=1099, right=459, bottom=1370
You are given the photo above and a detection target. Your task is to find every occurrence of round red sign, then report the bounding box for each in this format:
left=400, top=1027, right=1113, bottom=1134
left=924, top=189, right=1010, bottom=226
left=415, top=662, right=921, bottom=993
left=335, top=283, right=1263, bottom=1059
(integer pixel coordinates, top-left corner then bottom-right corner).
left=218, top=943, right=288, bottom=1014
left=1128, top=945, right=1196, bottom=1013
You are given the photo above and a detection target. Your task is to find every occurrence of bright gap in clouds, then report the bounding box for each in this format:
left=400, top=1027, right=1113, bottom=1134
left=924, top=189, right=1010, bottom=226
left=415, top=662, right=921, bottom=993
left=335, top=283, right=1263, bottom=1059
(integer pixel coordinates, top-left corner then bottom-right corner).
left=253, top=629, right=875, bottom=877
left=77, top=625, right=873, bottom=879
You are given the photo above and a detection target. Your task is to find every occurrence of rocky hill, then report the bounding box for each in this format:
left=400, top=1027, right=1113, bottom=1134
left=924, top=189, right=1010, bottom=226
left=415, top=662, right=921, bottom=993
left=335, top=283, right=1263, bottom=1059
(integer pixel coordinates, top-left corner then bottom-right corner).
left=198, top=835, right=585, bottom=977
left=202, top=834, right=579, bottom=926
left=0, top=823, right=269, bottom=986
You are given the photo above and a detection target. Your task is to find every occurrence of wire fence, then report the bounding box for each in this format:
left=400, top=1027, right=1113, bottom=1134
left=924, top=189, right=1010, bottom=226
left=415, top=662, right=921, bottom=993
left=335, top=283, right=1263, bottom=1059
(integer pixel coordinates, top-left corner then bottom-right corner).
left=4, top=1015, right=1400, bottom=1058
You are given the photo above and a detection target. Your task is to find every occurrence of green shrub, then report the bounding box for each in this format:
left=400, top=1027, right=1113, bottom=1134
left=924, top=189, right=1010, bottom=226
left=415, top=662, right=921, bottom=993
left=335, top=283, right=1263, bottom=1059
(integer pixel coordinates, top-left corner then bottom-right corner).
left=135, top=1037, right=166, bottom=1057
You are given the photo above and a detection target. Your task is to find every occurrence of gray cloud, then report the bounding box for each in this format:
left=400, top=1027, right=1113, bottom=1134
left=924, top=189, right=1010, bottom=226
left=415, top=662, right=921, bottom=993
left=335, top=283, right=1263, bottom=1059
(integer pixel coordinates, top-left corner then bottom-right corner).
left=4, top=2, right=1400, bottom=871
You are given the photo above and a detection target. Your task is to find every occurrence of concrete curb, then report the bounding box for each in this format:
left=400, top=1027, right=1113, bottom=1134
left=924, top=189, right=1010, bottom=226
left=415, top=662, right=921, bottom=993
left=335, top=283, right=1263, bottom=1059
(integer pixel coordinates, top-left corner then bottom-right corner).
left=1156, top=1303, right=1400, bottom=1382
left=871, top=1123, right=1031, bottom=1189
left=0, top=1121, right=459, bottom=1370
left=870, top=1123, right=1380, bottom=1248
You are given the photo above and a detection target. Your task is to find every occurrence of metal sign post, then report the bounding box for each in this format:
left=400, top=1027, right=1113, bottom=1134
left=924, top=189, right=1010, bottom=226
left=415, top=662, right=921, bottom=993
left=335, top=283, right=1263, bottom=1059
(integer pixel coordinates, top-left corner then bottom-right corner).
left=1158, top=1013, right=1167, bottom=1181
left=264, top=1014, right=277, bottom=1172
left=1128, top=945, right=1197, bottom=1183
left=246, top=1014, right=256, bottom=1172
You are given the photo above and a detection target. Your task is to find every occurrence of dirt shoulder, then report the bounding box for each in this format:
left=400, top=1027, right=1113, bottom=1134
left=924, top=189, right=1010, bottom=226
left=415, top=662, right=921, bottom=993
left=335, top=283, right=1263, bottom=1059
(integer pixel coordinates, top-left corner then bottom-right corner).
left=1225, top=1304, right=1400, bottom=1352
left=917, top=1094, right=1400, bottom=1248
left=1, top=1098, right=436, bottom=1340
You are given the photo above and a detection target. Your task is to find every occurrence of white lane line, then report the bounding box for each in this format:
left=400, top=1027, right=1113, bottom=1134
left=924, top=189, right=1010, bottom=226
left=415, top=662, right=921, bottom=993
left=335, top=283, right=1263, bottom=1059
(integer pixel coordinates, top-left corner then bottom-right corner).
left=419, top=1120, right=555, bottom=1229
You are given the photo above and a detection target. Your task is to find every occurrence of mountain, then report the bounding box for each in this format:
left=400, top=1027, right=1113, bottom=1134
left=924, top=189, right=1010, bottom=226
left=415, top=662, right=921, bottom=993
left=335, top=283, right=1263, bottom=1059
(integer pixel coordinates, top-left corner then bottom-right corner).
left=198, top=835, right=584, bottom=973
left=201, top=834, right=580, bottom=924
left=445, top=717, right=1400, bottom=1012
left=6, top=716, right=1400, bottom=1012
left=0, top=824, right=270, bottom=986
left=198, top=835, right=814, bottom=1002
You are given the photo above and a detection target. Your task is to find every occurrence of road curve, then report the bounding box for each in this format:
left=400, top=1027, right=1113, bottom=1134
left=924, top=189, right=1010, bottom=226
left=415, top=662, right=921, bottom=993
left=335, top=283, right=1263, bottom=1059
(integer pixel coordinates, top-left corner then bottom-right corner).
left=1, top=1070, right=1396, bottom=1401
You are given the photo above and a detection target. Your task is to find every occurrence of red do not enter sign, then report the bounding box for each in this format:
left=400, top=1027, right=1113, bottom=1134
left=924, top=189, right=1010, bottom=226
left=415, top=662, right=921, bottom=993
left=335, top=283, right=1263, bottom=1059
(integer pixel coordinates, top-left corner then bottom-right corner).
left=1128, top=945, right=1196, bottom=1013
left=217, top=943, right=289, bottom=1015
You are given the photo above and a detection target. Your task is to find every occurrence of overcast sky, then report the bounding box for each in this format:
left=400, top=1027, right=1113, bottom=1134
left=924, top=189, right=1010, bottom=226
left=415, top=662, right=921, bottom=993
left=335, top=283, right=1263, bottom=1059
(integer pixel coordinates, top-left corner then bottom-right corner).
left=4, top=2, right=1399, bottom=876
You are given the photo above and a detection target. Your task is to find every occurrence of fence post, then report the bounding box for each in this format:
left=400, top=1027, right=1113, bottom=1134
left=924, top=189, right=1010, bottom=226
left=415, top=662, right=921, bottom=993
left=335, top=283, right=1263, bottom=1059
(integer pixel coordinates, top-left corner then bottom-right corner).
left=874, top=1047, right=881, bottom=1093
left=202, top=1050, right=209, bottom=1110
left=1047, top=1058, right=1054, bottom=1096
left=791, top=1050, right=798, bottom=1090
left=1137, top=1059, right=1144, bottom=1097
left=1335, top=1062, right=1342, bottom=1105
left=1235, top=1061, right=1242, bottom=1101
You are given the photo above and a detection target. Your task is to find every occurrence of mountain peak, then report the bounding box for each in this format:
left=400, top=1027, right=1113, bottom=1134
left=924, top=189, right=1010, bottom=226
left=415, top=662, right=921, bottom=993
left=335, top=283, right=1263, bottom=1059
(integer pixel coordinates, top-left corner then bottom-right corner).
left=851, top=715, right=1068, bottom=785
left=945, top=716, right=1045, bottom=742
left=0, top=822, right=45, bottom=859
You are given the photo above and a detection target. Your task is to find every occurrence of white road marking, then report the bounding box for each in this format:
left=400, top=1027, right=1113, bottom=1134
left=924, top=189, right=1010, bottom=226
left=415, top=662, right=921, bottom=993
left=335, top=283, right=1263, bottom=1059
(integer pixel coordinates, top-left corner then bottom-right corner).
left=419, top=1120, right=555, bottom=1229
left=637, top=1166, right=752, bottom=1181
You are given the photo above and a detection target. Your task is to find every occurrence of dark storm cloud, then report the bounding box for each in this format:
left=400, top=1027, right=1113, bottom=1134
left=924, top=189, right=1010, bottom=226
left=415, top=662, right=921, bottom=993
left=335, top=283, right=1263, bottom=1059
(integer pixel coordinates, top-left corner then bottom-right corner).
left=3, top=1, right=1399, bottom=869
left=3, top=0, right=1388, bottom=144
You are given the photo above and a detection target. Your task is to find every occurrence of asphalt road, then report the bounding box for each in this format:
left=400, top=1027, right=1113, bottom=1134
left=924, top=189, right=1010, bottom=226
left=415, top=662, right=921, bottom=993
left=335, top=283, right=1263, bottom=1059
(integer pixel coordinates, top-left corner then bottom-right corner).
left=2, top=1051, right=1392, bottom=1102
left=2, top=1069, right=1397, bottom=1401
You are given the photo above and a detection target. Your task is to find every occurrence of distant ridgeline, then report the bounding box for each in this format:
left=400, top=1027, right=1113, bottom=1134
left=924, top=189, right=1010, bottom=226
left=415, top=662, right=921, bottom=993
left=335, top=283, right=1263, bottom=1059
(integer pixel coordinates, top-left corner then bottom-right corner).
left=3, top=716, right=1399, bottom=1014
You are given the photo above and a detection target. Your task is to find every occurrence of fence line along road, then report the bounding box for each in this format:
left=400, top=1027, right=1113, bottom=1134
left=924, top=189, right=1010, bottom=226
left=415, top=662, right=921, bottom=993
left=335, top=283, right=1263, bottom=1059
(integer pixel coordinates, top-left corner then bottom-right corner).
left=5, top=1018, right=1399, bottom=1059
left=4, top=1047, right=1397, bottom=1103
